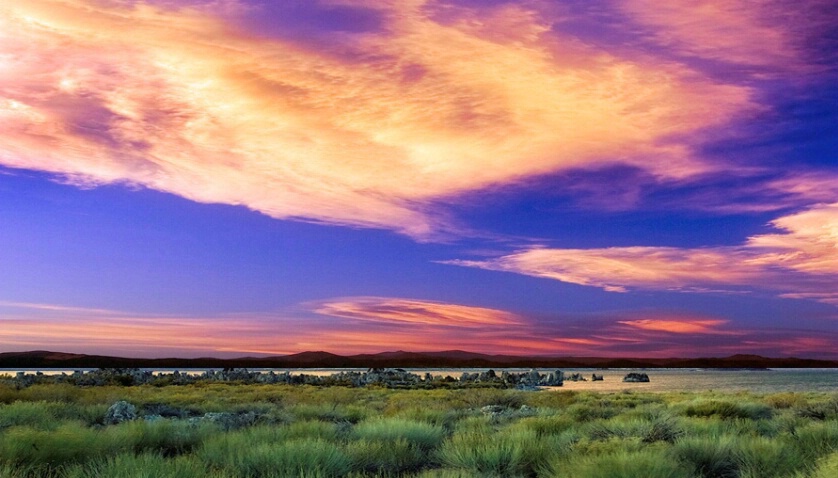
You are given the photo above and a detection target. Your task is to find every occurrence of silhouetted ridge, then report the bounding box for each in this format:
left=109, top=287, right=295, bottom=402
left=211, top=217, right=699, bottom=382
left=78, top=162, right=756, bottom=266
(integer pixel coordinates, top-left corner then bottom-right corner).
left=1, top=350, right=836, bottom=369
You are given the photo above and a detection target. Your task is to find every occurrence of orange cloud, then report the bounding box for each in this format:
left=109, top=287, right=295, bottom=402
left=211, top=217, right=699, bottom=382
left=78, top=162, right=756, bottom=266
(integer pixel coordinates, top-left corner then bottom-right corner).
left=447, top=203, right=838, bottom=304
left=617, top=318, right=729, bottom=334
left=0, top=0, right=754, bottom=239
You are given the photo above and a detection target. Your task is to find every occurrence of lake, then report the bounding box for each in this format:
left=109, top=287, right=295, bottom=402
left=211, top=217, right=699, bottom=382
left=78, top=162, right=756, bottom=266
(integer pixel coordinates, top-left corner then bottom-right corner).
left=2, top=368, right=837, bottom=393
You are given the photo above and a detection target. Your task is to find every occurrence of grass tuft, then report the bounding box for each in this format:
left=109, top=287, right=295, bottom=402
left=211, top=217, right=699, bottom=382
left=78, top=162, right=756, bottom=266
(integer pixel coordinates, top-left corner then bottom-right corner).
left=352, top=417, right=445, bottom=450
left=545, top=449, right=692, bottom=478
left=682, top=400, right=772, bottom=420
left=62, top=453, right=214, bottom=478
left=674, top=435, right=739, bottom=478
left=436, top=426, right=545, bottom=476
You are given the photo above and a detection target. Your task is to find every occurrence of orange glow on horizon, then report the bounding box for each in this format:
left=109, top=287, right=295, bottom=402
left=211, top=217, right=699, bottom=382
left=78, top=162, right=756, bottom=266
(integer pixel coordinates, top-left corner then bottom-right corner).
left=2, top=299, right=833, bottom=358
left=617, top=318, right=729, bottom=334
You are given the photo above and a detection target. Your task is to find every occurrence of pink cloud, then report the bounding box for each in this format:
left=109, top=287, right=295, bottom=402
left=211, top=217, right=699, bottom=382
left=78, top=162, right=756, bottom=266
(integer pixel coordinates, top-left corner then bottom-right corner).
left=617, top=318, right=730, bottom=334
left=618, top=0, right=809, bottom=71
left=446, top=203, right=838, bottom=304
left=313, top=296, right=522, bottom=327
left=0, top=0, right=756, bottom=239
left=1, top=300, right=834, bottom=358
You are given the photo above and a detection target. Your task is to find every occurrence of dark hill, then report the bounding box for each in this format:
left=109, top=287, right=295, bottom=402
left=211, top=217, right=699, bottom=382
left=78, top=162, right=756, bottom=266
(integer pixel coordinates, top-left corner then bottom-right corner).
left=2, top=350, right=836, bottom=369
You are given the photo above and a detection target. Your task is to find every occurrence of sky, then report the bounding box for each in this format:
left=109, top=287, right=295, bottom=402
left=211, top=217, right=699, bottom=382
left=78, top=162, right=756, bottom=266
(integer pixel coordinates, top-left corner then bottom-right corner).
left=0, top=0, right=836, bottom=359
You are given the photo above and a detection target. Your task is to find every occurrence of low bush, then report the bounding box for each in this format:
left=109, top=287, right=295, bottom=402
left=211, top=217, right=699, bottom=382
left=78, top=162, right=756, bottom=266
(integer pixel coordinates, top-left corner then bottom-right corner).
left=567, top=402, right=618, bottom=422
left=682, top=400, right=772, bottom=420
left=221, top=438, right=350, bottom=477
left=805, top=451, right=838, bottom=478
left=736, top=435, right=804, bottom=478
left=673, top=435, right=739, bottom=478
left=62, top=453, right=214, bottom=478
left=0, top=402, right=57, bottom=431
left=345, top=438, right=427, bottom=474
left=352, top=417, right=445, bottom=451
left=437, top=426, right=544, bottom=476
left=545, top=449, right=692, bottom=478
left=114, top=419, right=216, bottom=456
left=0, top=423, right=124, bottom=467
left=289, top=403, right=367, bottom=423
left=787, top=420, right=838, bottom=463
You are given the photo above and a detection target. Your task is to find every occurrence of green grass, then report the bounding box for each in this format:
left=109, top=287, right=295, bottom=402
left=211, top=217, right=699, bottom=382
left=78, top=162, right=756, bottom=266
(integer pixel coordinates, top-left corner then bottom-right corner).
left=345, top=438, right=427, bottom=474
left=681, top=400, right=773, bottom=420
left=436, top=426, right=548, bottom=476
left=203, top=438, right=351, bottom=477
left=63, top=453, right=217, bottom=478
left=352, top=417, right=445, bottom=450
left=546, top=448, right=692, bottom=478
left=806, top=451, right=838, bottom=478
left=0, top=383, right=836, bottom=477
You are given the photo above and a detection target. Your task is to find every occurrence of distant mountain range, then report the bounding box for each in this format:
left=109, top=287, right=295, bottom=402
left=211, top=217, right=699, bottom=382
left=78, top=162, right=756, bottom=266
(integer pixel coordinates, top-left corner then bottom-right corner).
left=1, top=350, right=837, bottom=369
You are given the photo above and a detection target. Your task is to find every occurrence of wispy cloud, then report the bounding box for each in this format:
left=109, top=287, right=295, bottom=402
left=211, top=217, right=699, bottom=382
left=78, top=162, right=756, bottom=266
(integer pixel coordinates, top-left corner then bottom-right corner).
left=313, top=296, right=522, bottom=327
left=0, top=0, right=758, bottom=239
left=446, top=203, right=838, bottom=304
left=618, top=0, right=824, bottom=73
left=1, top=298, right=835, bottom=357
left=0, top=301, right=128, bottom=316
left=617, top=318, right=731, bottom=334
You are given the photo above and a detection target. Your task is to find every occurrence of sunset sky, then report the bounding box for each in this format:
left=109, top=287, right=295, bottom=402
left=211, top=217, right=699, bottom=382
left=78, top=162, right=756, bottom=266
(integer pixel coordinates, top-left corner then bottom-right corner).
left=1, top=0, right=836, bottom=359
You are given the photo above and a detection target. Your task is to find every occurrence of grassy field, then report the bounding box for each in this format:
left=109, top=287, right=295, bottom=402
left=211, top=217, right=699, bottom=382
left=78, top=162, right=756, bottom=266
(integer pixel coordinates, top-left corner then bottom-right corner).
left=0, top=382, right=836, bottom=477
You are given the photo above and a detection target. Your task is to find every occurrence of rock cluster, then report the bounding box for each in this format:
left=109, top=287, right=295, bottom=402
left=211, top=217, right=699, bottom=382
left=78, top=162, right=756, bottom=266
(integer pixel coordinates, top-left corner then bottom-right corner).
left=6, top=367, right=566, bottom=389
left=104, top=400, right=138, bottom=424
left=622, top=372, right=650, bottom=383
left=480, top=404, right=535, bottom=419
left=102, top=401, right=262, bottom=430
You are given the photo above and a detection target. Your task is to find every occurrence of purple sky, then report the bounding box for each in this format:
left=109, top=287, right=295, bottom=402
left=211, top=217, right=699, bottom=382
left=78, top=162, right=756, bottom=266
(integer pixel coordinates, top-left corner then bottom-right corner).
left=1, top=0, right=836, bottom=358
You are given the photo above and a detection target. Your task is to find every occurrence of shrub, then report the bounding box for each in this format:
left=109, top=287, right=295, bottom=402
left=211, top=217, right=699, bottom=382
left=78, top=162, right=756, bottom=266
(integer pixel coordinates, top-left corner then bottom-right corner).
left=411, top=470, right=480, bottom=478
left=567, top=402, right=618, bottom=422
left=807, top=451, right=838, bottom=478
left=0, top=402, right=57, bottom=430
left=788, top=420, right=838, bottom=462
left=437, top=427, right=541, bottom=476
left=545, top=449, right=692, bottom=478
left=0, top=463, right=62, bottom=478
left=229, top=438, right=351, bottom=477
left=583, top=416, right=682, bottom=444
left=62, top=452, right=213, bottom=478
left=735, top=435, right=805, bottom=478
left=113, top=419, right=215, bottom=456
left=0, top=423, right=125, bottom=467
left=345, top=438, right=426, bottom=474
left=674, top=435, right=739, bottom=478
left=289, top=403, right=367, bottom=423
left=682, top=400, right=772, bottom=420
left=795, top=397, right=838, bottom=421
left=765, top=392, right=807, bottom=409
left=352, top=417, right=445, bottom=451
left=515, top=414, right=576, bottom=437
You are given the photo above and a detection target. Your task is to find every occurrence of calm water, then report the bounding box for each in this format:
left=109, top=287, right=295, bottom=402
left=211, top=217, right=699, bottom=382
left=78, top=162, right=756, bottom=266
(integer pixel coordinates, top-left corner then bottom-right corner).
left=3, top=368, right=837, bottom=393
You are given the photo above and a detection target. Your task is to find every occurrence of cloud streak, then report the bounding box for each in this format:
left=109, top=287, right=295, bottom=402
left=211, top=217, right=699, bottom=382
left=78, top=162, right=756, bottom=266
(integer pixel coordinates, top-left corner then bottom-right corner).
left=313, top=296, right=521, bottom=327
left=1, top=298, right=835, bottom=358
left=0, top=0, right=757, bottom=239
left=619, top=0, right=795, bottom=68
left=446, top=203, right=838, bottom=304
